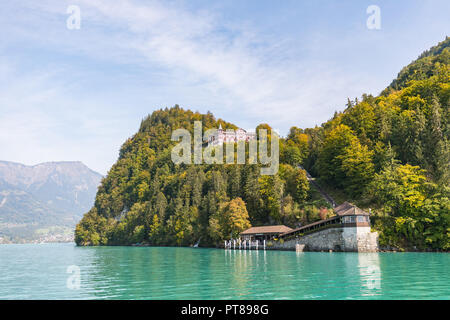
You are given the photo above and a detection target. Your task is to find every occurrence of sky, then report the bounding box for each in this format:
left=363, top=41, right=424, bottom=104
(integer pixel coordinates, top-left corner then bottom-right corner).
left=0, top=0, right=449, bottom=175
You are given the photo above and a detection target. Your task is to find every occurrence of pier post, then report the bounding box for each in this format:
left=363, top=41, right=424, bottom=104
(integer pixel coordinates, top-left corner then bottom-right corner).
left=239, top=239, right=241, bottom=250
left=263, top=240, right=266, bottom=250
left=233, top=239, right=236, bottom=250
left=256, top=240, right=258, bottom=250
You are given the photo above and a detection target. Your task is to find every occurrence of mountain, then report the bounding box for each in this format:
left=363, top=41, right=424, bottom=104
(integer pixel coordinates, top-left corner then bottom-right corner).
left=299, top=37, right=449, bottom=250
left=384, top=37, right=449, bottom=93
left=76, top=38, right=449, bottom=251
left=75, top=107, right=323, bottom=247
left=0, top=161, right=102, bottom=243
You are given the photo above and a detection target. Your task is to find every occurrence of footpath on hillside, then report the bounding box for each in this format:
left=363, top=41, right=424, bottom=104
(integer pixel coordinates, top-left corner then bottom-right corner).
left=299, top=165, right=337, bottom=208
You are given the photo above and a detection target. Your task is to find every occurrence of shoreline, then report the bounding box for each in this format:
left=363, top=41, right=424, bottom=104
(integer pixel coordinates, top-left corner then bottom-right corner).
left=97, top=243, right=450, bottom=253
left=2, top=242, right=446, bottom=253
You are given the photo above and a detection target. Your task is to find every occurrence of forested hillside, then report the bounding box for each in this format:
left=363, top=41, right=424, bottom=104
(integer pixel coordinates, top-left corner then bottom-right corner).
left=76, top=38, right=449, bottom=251
left=75, top=108, right=331, bottom=246
left=296, top=37, right=449, bottom=250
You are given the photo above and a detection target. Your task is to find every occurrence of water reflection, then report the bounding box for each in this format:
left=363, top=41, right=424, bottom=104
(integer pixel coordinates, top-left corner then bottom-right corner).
left=2, top=244, right=446, bottom=299
left=80, top=247, right=385, bottom=299
left=358, top=253, right=381, bottom=297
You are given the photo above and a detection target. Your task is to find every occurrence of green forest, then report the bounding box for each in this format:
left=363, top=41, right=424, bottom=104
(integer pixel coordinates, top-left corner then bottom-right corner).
left=75, top=38, right=449, bottom=251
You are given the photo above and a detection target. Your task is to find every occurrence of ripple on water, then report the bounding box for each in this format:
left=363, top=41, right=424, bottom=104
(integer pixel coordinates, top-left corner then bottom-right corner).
left=0, top=244, right=449, bottom=299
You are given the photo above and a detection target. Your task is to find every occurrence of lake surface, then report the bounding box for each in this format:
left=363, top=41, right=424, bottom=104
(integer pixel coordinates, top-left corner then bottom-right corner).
left=0, top=243, right=448, bottom=299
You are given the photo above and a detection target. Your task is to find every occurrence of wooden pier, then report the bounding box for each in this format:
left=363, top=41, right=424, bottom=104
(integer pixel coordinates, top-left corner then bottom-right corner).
left=224, top=239, right=266, bottom=250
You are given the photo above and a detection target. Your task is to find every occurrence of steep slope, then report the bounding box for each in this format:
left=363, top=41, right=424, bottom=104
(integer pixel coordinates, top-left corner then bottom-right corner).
left=296, top=37, right=449, bottom=250
left=75, top=107, right=325, bottom=246
left=0, top=161, right=102, bottom=242
left=76, top=39, right=449, bottom=251
left=384, top=37, right=449, bottom=93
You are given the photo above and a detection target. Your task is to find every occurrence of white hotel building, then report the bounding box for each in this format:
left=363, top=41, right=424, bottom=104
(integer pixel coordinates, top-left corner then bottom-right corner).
left=205, top=124, right=256, bottom=146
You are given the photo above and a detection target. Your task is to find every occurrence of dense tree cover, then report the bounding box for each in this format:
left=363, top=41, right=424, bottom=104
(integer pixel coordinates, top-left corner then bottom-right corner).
left=385, top=37, right=450, bottom=92
left=295, top=38, right=450, bottom=250
left=75, top=107, right=323, bottom=247
left=76, top=38, right=449, bottom=251
left=370, top=163, right=449, bottom=249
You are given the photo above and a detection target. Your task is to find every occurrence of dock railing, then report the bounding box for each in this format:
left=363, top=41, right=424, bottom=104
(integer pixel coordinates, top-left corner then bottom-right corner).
left=224, top=239, right=266, bottom=250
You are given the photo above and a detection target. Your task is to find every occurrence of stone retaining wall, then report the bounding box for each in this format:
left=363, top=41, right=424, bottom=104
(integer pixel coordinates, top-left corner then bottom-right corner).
left=268, top=226, right=378, bottom=252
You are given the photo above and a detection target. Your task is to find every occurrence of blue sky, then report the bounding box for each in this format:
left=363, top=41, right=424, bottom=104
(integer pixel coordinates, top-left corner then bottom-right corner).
left=0, top=0, right=449, bottom=175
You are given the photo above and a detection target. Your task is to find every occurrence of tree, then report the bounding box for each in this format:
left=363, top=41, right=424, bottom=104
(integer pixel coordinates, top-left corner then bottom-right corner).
left=371, top=164, right=427, bottom=216
left=370, top=164, right=449, bottom=249
left=283, top=127, right=309, bottom=165
left=341, top=101, right=376, bottom=144
left=316, top=124, right=358, bottom=185
left=280, top=142, right=303, bottom=166
left=243, top=166, right=265, bottom=223
left=424, top=98, right=449, bottom=184
left=74, top=208, right=113, bottom=246
left=316, top=124, right=374, bottom=195
left=207, top=216, right=223, bottom=242
left=259, top=175, right=283, bottom=222
left=280, top=195, right=305, bottom=227
left=337, top=139, right=375, bottom=196
left=148, top=214, right=162, bottom=244
left=294, top=169, right=310, bottom=203
left=228, top=166, right=241, bottom=198
left=221, top=198, right=251, bottom=239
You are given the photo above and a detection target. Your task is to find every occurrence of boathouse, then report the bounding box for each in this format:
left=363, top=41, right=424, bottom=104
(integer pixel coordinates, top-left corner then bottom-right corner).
left=280, top=202, right=371, bottom=241
left=240, top=225, right=293, bottom=241
left=334, top=201, right=370, bottom=226
left=275, top=202, right=378, bottom=252
left=232, top=203, right=378, bottom=252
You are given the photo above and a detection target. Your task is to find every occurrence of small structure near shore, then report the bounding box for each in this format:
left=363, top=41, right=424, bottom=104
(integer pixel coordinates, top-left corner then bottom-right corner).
left=277, top=202, right=378, bottom=252
left=240, top=225, right=293, bottom=242
left=223, top=225, right=292, bottom=250
left=226, top=202, right=379, bottom=252
left=281, top=202, right=371, bottom=241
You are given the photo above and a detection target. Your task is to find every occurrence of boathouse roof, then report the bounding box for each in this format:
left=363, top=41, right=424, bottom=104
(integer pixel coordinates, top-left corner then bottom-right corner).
left=280, top=203, right=370, bottom=239
left=280, top=216, right=338, bottom=237
left=240, top=225, right=293, bottom=235
left=334, top=202, right=369, bottom=216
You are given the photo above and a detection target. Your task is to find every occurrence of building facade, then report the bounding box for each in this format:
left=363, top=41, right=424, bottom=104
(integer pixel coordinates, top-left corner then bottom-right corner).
left=206, top=124, right=256, bottom=146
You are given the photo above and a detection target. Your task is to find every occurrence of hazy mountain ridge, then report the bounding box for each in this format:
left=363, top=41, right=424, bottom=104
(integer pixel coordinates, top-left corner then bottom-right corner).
left=0, top=161, right=102, bottom=243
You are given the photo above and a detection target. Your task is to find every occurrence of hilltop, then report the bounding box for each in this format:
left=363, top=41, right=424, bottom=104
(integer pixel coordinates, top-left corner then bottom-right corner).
left=75, top=107, right=330, bottom=246
left=76, top=38, right=449, bottom=251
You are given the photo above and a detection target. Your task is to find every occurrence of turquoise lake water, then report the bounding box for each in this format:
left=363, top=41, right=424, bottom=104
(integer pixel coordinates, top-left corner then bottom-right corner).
left=0, top=243, right=448, bottom=299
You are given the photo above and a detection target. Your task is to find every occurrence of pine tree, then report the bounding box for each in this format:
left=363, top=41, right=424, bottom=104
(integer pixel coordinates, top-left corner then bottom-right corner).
left=426, top=98, right=449, bottom=184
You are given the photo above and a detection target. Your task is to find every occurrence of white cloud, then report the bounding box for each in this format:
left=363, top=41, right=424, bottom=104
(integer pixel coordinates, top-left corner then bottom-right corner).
left=0, top=57, right=131, bottom=174
left=4, top=0, right=441, bottom=173
left=67, top=0, right=373, bottom=127
left=8, top=0, right=370, bottom=126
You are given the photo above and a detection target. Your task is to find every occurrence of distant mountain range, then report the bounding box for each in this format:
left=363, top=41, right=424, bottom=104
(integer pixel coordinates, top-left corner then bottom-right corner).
left=0, top=161, right=102, bottom=243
